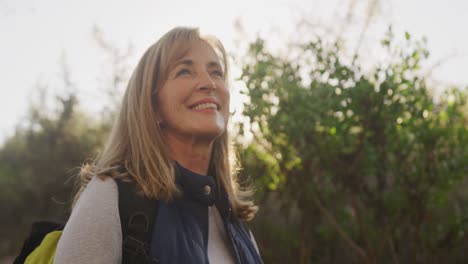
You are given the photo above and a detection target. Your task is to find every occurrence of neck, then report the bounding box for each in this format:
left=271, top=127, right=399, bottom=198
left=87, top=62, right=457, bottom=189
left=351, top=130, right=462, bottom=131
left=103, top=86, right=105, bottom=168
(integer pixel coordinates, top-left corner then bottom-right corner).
left=165, top=133, right=213, bottom=175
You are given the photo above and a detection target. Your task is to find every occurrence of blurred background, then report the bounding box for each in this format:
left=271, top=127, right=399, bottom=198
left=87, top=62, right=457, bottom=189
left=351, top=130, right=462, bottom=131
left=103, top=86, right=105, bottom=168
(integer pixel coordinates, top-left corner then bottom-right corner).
left=1, top=0, right=467, bottom=263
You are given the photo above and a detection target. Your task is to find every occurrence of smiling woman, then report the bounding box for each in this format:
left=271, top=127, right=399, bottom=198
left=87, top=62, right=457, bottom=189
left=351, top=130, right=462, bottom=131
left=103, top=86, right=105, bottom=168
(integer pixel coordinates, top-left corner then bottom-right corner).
left=158, top=39, right=231, bottom=151
left=52, top=27, right=263, bottom=264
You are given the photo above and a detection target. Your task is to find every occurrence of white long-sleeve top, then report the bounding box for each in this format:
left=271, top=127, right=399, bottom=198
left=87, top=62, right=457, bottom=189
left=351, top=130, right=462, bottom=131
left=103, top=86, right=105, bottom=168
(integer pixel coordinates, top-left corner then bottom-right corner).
left=54, top=176, right=250, bottom=263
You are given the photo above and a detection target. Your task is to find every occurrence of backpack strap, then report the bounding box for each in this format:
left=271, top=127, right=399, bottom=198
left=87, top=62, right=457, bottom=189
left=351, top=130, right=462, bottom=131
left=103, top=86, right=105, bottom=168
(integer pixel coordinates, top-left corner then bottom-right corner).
left=13, top=221, right=64, bottom=264
left=115, top=179, right=159, bottom=264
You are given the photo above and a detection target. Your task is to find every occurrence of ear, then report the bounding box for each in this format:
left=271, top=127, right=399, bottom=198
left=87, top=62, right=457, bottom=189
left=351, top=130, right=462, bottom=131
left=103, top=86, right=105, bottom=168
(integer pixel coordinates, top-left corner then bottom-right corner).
left=152, top=97, right=164, bottom=126
left=155, top=112, right=164, bottom=126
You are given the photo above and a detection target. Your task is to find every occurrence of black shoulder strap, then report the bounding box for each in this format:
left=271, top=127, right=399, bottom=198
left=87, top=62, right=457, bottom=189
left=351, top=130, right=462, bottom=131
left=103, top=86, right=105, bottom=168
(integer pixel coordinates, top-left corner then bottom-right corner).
left=13, top=221, right=64, bottom=264
left=116, top=179, right=159, bottom=264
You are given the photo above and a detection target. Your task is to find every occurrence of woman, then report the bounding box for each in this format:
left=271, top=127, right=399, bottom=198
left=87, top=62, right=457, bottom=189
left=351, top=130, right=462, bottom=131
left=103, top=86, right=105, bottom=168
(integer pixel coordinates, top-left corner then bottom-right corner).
left=53, top=27, right=262, bottom=264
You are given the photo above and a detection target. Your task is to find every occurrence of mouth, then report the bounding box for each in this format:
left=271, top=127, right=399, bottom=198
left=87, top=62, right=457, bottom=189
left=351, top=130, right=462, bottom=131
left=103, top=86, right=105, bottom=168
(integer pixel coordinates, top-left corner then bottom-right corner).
left=189, top=100, right=220, bottom=111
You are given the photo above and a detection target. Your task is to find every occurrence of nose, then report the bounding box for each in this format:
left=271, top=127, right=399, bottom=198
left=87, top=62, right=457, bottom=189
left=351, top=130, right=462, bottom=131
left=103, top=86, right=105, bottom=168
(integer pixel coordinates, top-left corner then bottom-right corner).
left=197, top=71, right=216, bottom=92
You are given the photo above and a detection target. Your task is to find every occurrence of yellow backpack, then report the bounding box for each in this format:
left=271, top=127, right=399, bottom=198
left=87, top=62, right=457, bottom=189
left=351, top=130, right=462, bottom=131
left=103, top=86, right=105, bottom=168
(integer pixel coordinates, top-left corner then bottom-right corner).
left=24, top=230, right=62, bottom=264
left=14, top=178, right=159, bottom=264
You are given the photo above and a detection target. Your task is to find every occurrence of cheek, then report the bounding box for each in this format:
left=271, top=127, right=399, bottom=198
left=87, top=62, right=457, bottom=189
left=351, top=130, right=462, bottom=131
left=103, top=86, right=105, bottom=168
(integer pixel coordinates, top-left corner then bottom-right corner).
left=156, top=91, right=167, bottom=112
left=157, top=82, right=187, bottom=112
left=156, top=89, right=176, bottom=121
left=221, top=87, right=230, bottom=118
left=218, top=82, right=230, bottom=100
left=224, top=91, right=230, bottom=107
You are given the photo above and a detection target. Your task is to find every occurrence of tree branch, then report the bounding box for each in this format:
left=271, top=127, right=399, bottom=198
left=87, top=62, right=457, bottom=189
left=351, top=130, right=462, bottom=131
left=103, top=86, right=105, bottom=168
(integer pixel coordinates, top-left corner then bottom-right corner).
left=312, top=193, right=370, bottom=263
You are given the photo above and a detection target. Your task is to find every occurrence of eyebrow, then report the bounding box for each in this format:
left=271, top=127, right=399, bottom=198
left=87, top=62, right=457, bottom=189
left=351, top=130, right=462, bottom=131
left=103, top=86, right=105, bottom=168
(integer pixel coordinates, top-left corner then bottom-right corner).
left=173, top=59, right=222, bottom=70
left=175, top=59, right=193, bottom=67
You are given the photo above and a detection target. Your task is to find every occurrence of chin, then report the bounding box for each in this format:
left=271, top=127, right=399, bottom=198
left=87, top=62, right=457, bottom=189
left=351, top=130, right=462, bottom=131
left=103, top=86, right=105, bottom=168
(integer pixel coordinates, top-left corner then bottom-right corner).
left=193, top=127, right=226, bottom=140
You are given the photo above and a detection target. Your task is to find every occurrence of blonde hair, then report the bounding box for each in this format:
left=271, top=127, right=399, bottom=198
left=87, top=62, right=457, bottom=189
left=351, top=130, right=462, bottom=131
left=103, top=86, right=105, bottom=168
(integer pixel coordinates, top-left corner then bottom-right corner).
left=76, top=27, right=257, bottom=220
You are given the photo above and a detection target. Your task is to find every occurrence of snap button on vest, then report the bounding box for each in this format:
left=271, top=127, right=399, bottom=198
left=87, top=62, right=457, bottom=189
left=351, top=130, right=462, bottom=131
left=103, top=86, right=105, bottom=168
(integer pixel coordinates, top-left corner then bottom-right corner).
left=203, top=185, right=211, bottom=195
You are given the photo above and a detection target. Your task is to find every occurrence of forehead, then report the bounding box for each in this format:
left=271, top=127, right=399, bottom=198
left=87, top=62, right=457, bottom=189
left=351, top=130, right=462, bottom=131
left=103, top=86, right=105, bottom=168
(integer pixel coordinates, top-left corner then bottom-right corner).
left=168, top=39, right=222, bottom=69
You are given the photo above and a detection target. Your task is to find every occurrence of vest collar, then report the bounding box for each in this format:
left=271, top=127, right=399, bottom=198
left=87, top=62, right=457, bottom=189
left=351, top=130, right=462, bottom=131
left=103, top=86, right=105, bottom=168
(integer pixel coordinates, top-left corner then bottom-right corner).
left=174, top=161, right=216, bottom=206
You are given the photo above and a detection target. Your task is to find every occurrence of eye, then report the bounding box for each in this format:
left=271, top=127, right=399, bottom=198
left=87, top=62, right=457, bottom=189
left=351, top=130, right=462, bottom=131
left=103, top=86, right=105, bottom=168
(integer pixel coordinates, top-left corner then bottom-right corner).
left=176, top=68, right=191, bottom=77
left=211, top=70, right=224, bottom=78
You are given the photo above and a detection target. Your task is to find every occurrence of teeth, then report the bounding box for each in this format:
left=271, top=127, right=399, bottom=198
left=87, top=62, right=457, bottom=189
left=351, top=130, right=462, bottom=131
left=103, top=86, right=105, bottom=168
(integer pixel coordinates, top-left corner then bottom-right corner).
left=192, top=103, right=218, bottom=110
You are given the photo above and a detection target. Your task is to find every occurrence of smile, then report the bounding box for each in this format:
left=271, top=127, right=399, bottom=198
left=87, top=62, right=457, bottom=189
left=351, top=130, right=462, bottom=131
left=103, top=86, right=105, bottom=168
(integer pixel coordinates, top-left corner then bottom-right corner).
left=191, top=102, right=218, bottom=110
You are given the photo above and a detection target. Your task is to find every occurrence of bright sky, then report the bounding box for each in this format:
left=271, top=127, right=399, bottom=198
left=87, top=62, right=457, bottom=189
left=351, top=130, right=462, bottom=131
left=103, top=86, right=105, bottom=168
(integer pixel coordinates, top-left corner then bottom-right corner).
left=1, top=0, right=467, bottom=143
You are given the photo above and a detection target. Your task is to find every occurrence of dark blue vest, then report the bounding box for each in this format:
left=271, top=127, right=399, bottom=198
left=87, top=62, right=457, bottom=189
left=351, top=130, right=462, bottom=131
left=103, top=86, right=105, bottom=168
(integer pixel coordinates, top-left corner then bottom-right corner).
left=149, top=163, right=263, bottom=264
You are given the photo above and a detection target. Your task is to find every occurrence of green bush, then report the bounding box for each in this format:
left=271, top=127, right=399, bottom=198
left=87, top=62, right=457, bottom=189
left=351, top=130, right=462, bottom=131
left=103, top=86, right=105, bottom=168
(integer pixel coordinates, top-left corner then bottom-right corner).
left=239, top=30, right=468, bottom=264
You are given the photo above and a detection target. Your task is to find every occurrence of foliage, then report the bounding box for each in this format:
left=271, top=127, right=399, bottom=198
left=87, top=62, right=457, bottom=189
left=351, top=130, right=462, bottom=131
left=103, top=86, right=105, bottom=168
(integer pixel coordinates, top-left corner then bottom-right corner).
left=239, top=30, right=468, bottom=263
left=0, top=30, right=127, bottom=257
left=0, top=89, right=110, bottom=256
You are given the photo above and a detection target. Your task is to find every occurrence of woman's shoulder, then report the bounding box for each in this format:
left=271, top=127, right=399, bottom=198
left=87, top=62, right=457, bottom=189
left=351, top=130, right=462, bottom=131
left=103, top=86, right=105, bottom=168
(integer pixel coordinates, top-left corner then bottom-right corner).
left=72, top=175, right=117, bottom=208
left=88, top=174, right=118, bottom=192
left=54, top=175, right=122, bottom=264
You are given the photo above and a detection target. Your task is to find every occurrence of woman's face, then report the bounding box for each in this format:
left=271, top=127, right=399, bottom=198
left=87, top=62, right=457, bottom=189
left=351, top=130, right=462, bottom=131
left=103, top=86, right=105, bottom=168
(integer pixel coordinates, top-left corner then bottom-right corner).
left=157, top=39, right=230, bottom=142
